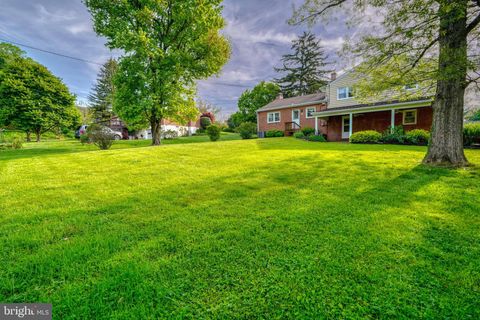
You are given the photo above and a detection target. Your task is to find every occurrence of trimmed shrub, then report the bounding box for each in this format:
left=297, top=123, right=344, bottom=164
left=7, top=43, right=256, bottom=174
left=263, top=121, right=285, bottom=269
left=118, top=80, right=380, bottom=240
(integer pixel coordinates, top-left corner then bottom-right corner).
left=350, top=130, right=382, bottom=144
left=206, top=125, right=221, bottom=141
left=266, top=130, right=284, bottom=138
left=293, top=132, right=305, bottom=139
left=200, top=116, right=212, bottom=130
left=79, top=134, right=90, bottom=145
left=464, top=122, right=480, bottom=146
left=382, top=126, right=405, bottom=144
left=405, top=129, right=430, bottom=145
left=308, top=135, right=326, bottom=142
left=301, top=127, right=315, bottom=136
left=87, top=124, right=114, bottom=150
left=11, top=135, right=23, bottom=149
left=223, top=127, right=235, bottom=133
left=236, top=122, right=257, bottom=139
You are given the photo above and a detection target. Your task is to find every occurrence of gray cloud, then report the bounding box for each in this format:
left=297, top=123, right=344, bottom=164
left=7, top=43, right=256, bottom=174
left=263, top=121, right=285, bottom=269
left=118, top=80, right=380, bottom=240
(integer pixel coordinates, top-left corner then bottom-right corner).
left=0, top=0, right=354, bottom=117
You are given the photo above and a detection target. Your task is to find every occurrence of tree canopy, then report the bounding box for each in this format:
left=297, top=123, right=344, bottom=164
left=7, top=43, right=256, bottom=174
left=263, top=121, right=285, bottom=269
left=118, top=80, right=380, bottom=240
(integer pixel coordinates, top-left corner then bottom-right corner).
left=84, top=0, right=231, bottom=145
left=275, top=31, right=330, bottom=98
left=0, top=43, right=80, bottom=141
left=238, top=81, right=280, bottom=123
left=291, top=0, right=480, bottom=167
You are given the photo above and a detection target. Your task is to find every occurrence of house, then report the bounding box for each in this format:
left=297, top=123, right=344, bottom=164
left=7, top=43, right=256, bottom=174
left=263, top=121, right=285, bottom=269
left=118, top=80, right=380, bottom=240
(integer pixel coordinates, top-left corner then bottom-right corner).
left=256, top=93, right=327, bottom=138
left=131, top=119, right=200, bottom=140
left=257, top=71, right=433, bottom=141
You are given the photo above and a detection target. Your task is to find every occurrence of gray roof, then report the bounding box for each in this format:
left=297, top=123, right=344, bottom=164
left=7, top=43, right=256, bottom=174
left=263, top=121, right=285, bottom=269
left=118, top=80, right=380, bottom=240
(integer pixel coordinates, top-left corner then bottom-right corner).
left=257, top=92, right=326, bottom=112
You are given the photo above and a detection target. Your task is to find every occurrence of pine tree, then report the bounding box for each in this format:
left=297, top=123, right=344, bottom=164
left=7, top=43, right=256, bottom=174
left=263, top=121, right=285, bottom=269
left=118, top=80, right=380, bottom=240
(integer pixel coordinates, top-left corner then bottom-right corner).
left=275, top=32, right=330, bottom=98
left=88, top=58, right=118, bottom=124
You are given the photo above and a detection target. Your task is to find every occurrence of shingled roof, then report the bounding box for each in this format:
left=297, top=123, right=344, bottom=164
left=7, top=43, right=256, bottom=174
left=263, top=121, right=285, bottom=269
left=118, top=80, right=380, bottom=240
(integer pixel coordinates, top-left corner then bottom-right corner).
left=256, top=92, right=326, bottom=112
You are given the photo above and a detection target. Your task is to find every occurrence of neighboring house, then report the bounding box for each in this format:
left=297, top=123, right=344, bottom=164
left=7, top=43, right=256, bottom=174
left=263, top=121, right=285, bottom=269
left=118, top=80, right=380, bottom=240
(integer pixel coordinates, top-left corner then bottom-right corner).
left=256, top=93, right=327, bottom=138
left=131, top=119, right=200, bottom=140
left=257, top=71, right=433, bottom=141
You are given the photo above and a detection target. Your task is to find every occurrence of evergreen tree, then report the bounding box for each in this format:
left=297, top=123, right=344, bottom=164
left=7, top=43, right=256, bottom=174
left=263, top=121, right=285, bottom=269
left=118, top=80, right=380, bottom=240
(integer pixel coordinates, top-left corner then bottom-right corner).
left=88, top=58, right=118, bottom=124
left=275, top=32, right=330, bottom=98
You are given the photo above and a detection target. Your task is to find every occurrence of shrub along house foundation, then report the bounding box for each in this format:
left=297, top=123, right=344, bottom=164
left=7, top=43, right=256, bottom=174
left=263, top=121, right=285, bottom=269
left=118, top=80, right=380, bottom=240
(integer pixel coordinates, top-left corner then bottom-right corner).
left=257, top=71, right=433, bottom=141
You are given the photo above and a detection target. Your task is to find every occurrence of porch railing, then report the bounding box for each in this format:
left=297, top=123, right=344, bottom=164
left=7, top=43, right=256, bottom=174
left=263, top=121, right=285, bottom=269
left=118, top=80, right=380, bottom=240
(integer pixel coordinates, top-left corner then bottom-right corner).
left=285, top=122, right=301, bottom=134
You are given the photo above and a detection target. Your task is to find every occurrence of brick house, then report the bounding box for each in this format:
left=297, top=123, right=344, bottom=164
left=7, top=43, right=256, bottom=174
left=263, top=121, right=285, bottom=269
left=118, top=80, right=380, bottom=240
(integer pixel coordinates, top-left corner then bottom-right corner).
left=256, top=93, right=327, bottom=137
left=257, top=70, right=433, bottom=141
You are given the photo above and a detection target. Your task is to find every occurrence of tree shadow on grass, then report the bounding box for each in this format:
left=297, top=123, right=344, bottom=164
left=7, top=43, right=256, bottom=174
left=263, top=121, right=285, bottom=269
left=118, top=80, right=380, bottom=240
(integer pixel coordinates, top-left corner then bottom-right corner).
left=1, top=151, right=476, bottom=318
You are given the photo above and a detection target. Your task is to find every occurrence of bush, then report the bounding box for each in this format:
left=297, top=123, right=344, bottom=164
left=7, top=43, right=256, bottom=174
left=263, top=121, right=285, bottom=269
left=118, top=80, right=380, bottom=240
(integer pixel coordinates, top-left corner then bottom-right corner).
left=405, top=129, right=430, bottom=145
left=308, top=135, right=327, bottom=142
left=200, top=117, right=212, bottom=130
left=162, top=129, right=178, bottom=140
left=87, top=124, right=115, bottom=150
left=79, top=134, right=90, bottom=145
left=350, top=130, right=382, bottom=144
left=293, top=132, right=305, bottom=139
left=464, top=122, right=480, bottom=146
left=382, top=126, right=405, bottom=144
left=11, top=135, right=23, bottom=149
left=223, top=127, right=235, bottom=133
left=236, top=122, right=257, bottom=139
left=206, top=125, right=221, bottom=141
left=301, top=127, right=315, bottom=136
left=266, top=130, right=284, bottom=138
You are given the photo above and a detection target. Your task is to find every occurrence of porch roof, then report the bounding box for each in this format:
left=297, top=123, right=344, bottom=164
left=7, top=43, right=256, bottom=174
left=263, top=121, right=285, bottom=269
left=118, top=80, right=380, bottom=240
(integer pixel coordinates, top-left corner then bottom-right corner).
left=312, top=98, right=433, bottom=118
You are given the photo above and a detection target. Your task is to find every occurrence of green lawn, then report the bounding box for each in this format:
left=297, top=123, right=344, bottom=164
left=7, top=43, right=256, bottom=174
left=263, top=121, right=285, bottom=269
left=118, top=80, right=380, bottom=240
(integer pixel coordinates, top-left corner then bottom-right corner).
left=1, top=138, right=479, bottom=319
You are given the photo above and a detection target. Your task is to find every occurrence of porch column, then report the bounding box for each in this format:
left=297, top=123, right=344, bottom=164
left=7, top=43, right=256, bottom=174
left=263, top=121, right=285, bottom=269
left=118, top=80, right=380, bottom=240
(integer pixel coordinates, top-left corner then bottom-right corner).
left=391, top=109, right=396, bottom=133
left=349, top=113, right=353, bottom=138
left=315, top=117, right=319, bottom=135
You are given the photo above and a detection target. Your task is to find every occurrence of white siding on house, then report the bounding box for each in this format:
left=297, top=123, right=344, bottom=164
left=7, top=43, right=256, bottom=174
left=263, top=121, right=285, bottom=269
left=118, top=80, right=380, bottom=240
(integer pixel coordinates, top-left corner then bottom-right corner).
left=327, top=72, right=361, bottom=109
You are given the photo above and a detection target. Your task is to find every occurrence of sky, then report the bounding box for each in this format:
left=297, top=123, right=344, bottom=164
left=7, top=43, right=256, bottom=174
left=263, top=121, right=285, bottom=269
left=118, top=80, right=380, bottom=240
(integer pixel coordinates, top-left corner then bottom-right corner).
left=0, top=0, right=359, bottom=118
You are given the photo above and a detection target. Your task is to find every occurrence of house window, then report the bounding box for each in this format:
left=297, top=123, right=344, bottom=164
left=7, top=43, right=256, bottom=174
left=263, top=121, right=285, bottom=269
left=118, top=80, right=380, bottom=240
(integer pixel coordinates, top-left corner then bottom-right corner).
left=306, top=107, right=316, bottom=118
left=267, top=112, right=281, bottom=123
left=337, top=87, right=354, bottom=100
left=403, top=110, right=417, bottom=125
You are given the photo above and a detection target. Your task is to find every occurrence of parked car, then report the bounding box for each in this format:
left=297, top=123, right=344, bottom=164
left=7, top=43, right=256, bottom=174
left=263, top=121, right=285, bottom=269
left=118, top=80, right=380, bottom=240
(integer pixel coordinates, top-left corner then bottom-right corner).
left=75, top=125, right=123, bottom=140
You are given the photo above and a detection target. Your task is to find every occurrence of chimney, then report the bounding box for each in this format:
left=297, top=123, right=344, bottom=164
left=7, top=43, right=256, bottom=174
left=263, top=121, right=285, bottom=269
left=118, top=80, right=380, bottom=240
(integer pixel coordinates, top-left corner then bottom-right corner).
left=331, top=72, right=337, bottom=81
left=277, top=92, right=284, bottom=100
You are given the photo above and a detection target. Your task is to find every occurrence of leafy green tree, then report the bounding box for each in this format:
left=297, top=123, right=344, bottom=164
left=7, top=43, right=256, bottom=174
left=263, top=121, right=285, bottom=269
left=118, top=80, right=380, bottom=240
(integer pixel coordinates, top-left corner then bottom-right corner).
left=291, top=0, right=480, bottom=167
left=0, top=43, right=80, bottom=142
left=238, top=81, right=280, bottom=123
left=88, top=58, right=118, bottom=124
left=227, top=112, right=244, bottom=129
left=275, top=32, right=330, bottom=98
left=84, top=0, right=231, bottom=145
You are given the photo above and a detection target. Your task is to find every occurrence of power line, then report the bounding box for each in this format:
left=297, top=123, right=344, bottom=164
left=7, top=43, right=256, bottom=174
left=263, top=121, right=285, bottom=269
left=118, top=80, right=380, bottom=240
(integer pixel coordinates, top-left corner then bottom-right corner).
left=0, top=37, right=104, bottom=66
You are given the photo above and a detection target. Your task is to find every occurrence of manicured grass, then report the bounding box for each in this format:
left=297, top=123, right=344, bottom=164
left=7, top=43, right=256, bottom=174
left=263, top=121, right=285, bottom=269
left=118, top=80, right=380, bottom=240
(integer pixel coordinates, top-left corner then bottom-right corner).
left=1, top=138, right=479, bottom=319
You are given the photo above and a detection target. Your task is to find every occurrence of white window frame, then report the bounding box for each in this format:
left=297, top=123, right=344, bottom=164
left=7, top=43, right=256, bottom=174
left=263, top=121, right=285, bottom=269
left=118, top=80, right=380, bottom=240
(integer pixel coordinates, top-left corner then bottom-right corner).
left=267, top=112, right=281, bottom=124
left=337, top=87, right=354, bottom=100
left=306, top=107, right=316, bottom=119
left=402, top=109, right=417, bottom=125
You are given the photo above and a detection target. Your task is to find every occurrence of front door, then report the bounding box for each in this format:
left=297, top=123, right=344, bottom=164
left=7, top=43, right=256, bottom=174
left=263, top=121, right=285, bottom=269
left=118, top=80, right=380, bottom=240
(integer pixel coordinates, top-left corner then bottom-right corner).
left=342, top=116, right=350, bottom=139
left=292, top=110, right=300, bottom=127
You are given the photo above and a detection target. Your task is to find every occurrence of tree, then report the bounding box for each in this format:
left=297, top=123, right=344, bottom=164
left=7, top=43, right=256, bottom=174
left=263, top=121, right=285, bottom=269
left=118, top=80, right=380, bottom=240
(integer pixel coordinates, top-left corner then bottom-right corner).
left=275, top=31, right=330, bottom=98
left=197, top=98, right=221, bottom=116
left=84, top=0, right=231, bottom=146
left=238, top=81, right=280, bottom=123
left=0, top=43, right=80, bottom=142
left=291, top=0, right=480, bottom=167
left=88, top=58, right=118, bottom=124
left=227, top=112, right=243, bottom=129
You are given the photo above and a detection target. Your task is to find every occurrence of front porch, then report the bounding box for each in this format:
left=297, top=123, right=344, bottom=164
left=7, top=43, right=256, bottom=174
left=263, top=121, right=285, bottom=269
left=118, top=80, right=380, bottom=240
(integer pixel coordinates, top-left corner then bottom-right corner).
left=312, top=101, right=433, bottom=142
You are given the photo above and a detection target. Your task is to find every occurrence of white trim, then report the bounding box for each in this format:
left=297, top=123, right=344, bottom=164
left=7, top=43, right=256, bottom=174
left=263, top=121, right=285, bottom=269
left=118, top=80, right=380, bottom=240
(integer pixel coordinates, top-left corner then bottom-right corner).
left=402, top=109, right=418, bottom=125
left=257, top=100, right=326, bottom=113
left=391, top=109, right=396, bottom=132
left=267, top=112, right=281, bottom=124
left=315, top=116, right=319, bottom=135
left=305, top=107, right=316, bottom=119
left=312, top=100, right=432, bottom=118
left=404, top=84, right=419, bottom=91
left=292, top=109, right=301, bottom=126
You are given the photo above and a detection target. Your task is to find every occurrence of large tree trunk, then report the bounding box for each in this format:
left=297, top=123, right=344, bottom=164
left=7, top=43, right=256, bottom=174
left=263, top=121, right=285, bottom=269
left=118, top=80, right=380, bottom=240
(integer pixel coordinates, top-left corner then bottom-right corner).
left=423, top=2, right=468, bottom=167
left=151, top=117, right=162, bottom=146
left=26, top=132, right=31, bottom=142
left=35, top=130, right=41, bottom=143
